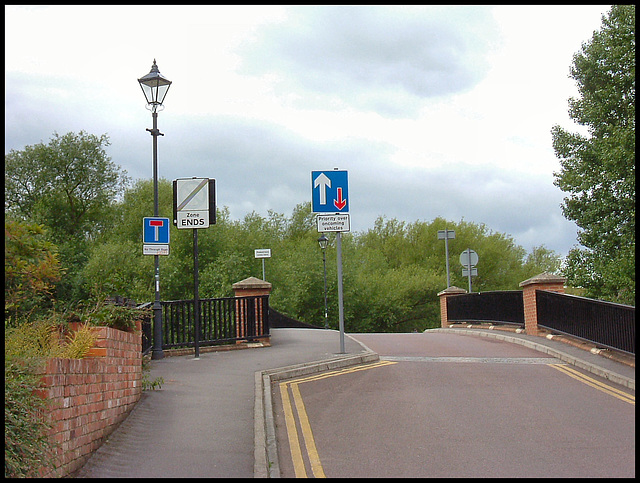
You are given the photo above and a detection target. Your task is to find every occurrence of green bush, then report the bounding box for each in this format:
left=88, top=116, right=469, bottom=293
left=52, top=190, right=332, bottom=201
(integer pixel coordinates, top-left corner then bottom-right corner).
left=5, top=359, right=56, bottom=478
left=80, top=302, right=149, bottom=332
left=4, top=315, right=100, bottom=477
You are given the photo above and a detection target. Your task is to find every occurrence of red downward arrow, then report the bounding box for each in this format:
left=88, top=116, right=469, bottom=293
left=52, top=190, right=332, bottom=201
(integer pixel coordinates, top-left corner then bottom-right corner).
left=334, top=187, right=347, bottom=210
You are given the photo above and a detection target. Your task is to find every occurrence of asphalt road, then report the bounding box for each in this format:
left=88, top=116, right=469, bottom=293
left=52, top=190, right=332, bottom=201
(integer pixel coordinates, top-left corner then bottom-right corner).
left=272, top=332, right=635, bottom=478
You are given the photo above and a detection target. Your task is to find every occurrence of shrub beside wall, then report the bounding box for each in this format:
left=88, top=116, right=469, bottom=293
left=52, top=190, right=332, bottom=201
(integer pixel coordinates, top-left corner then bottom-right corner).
left=36, top=325, right=142, bottom=477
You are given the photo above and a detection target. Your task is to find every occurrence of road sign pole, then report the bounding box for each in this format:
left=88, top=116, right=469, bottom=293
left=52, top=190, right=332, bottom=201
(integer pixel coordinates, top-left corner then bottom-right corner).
left=193, top=229, right=200, bottom=359
left=193, top=228, right=200, bottom=359
left=445, top=235, right=451, bottom=287
left=336, top=231, right=346, bottom=354
left=150, top=111, right=164, bottom=360
left=467, top=248, right=472, bottom=293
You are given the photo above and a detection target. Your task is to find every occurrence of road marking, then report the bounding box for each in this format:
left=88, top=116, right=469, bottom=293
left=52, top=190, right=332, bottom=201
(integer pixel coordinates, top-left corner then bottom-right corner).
left=279, top=383, right=307, bottom=478
left=279, top=360, right=397, bottom=478
left=382, top=356, right=557, bottom=364
left=548, top=364, right=635, bottom=405
left=291, top=382, right=325, bottom=478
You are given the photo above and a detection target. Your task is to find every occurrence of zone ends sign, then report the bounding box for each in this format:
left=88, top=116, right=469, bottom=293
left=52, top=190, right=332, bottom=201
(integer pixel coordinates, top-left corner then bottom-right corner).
left=173, top=178, right=216, bottom=229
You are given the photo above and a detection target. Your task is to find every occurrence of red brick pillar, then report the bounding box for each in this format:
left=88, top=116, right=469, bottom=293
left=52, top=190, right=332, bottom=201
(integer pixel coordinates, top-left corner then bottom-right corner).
left=437, top=286, right=467, bottom=328
left=232, top=277, right=272, bottom=344
left=519, top=272, right=566, bottom=335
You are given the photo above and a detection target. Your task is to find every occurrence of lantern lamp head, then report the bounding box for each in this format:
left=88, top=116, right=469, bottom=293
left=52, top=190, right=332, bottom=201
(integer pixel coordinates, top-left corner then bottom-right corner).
left=138, top=59, right=172, bottom=111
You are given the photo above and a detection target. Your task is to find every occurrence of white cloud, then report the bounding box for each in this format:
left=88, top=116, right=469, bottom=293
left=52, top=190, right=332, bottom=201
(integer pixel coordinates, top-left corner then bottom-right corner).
left=4, top=5, right=612, bottom=258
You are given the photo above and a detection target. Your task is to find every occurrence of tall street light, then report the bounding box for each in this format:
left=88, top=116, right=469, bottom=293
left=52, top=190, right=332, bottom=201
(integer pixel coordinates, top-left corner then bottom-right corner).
left=318, top=234, right=329, bottom=329
left=138, top=59, right=172, bottom=360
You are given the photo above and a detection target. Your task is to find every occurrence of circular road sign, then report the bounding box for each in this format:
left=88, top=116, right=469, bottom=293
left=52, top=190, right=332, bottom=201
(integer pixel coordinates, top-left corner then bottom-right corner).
left=459, top=249, right=479, bottom=267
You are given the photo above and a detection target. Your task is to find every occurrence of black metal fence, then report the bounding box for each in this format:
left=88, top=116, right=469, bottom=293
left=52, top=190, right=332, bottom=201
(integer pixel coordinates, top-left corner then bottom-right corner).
left=138, top=302, right=153, bottom=355
left=536, top=290, right=635, bottom=355
left=447, top=291, right=524, bottom=325
left=160, top=294, right=270, bottom=350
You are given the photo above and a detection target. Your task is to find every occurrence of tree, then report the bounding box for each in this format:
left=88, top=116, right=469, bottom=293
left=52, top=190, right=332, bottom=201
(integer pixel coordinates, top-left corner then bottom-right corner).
left=551, top=5, right=635, bottom=304
left=5, top=131, right=130, bottom=243
left=5, top=131, right=131, bottom=303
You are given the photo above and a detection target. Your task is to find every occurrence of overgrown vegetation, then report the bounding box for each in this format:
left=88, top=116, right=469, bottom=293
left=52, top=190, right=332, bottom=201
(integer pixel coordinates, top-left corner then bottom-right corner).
left=4, top=319, right=99, bottom=478
left=4, top=218, right=146, bottom=477
left=5, top=358, right=56, bottom=478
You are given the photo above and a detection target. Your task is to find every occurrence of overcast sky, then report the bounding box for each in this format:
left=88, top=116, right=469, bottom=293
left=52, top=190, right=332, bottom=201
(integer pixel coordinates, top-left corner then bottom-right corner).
left=5, top=5, right=611, bottom=258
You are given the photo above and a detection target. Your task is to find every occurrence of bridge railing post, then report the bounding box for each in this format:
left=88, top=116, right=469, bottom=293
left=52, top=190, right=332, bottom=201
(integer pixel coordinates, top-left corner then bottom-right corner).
left=437, top=286, right=467, bottom=328
left=232, top=276, right=272, bottom=345
left=519, top=272, right=566, bottom=336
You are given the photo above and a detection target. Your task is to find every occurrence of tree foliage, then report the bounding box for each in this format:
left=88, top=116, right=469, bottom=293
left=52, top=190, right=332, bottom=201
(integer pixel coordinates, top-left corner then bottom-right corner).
left=82, top=187, right=560, bottom=331
left=5, top=131, right=131, bottom=304
left=5, top=131, right=130, bottom=243
left=5, top=219, right=63, bottom=324
left=551, top=5, right=635, bottom=304
left=6, top=130, right=567, bottom=331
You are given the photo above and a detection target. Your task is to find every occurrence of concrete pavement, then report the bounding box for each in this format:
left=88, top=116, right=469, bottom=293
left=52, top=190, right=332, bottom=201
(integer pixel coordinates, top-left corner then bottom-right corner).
left=74, top=328, right=372, bottom=478
left=75, top=326, right=634, bottom=478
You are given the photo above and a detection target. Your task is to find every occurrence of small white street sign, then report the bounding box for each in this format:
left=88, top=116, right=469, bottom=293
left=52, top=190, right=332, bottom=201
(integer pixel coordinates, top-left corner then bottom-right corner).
left=254, top=249, right=272, bottom=259
left=143, top=244, right=169, bottom=256
left=317, top=214, right=350, bottom=232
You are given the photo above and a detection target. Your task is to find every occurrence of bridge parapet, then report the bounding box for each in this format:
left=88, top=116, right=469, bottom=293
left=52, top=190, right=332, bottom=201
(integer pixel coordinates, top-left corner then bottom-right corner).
left=519, top=272, right=566, bottom=335
left=232, top=277, right=272, bottom=344
left=437, top=286, right=467, bottom=328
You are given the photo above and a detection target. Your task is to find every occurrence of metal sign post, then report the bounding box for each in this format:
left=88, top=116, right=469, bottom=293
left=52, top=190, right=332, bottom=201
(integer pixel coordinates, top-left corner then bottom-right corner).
left=459, top=248, right=479, bottom=293
left=254, top=249, right=271, bottom=280
left=336, top=231, right=346, bottom=354
left=173, top=177, right=216, bottom=359
left=193, top=228, right=200, bottom=358
left=312, top=169, right=349, bottom=354
left=437, top=229, right=455, bottom=287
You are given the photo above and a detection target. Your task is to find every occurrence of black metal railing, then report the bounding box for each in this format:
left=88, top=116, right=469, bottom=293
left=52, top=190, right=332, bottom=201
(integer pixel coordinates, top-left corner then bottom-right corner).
left=137, top=302, right=153, bottom=355
left=536, top=290, right=635, bottom=355
left=447, top=291, right=524, bottom=325
left=160, top=295, right=270, bottom=350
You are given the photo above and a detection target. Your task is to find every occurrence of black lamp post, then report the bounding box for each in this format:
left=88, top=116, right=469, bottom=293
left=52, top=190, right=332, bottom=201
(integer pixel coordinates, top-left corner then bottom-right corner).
left=138, top=59, right=172, bottom=360
left=318, top=234, right=329, bottom=329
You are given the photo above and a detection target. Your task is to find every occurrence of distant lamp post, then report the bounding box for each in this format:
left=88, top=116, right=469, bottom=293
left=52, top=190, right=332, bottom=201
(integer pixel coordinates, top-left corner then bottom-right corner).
left=318, top=234, right=329, bottom=329
left=138, top=59, right=172, bottom=360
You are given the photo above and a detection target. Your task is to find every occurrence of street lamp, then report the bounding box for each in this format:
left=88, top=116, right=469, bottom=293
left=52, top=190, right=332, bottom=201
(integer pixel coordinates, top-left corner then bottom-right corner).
left=318, top=234, right=329, bottom=329
left=139, top=59, right=172, bottom=360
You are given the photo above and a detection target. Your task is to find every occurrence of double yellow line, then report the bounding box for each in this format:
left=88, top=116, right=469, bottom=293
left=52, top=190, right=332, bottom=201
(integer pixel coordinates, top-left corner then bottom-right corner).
left=279, top=360, right=397, bottom=478
left=548, top=364, right=635, bottom=405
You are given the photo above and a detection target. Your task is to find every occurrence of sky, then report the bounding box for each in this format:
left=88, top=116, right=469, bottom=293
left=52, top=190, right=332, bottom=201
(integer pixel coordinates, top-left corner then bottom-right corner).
left=5, top=5, right=611, bottom=259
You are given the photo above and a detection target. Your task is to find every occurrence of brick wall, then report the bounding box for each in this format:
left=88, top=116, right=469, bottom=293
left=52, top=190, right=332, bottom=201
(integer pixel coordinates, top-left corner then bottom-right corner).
left=437, top=286, right=467, bottom=327
left=519, top=273, right=566, bottom=335
left=232, top=277, right=272, bottom=344
left=36, top=325, right=142, bottom=477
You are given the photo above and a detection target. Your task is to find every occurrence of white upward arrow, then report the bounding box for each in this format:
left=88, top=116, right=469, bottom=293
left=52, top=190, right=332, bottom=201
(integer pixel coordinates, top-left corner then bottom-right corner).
left=314, top=173, right=331, bottom=205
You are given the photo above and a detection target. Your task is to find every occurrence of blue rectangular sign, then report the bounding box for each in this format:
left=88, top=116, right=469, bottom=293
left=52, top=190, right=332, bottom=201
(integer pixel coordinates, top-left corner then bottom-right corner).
left=143, top=217, right=170, bottom=244
left=311, top=170, right=349, bottom=213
